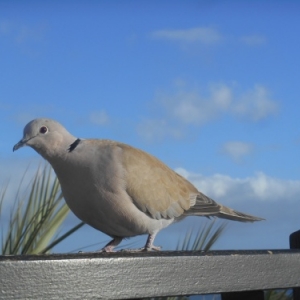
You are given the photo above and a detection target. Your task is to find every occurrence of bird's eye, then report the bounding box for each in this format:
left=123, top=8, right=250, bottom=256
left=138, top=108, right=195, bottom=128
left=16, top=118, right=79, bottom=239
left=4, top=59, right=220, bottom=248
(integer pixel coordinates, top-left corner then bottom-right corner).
left=39, top=126, right=48, bottom=134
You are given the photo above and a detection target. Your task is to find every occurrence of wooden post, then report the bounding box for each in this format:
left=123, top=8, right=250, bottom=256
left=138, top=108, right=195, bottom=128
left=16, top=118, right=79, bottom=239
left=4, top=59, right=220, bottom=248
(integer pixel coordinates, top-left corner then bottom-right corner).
left=290, top=230, right=300, bottom=300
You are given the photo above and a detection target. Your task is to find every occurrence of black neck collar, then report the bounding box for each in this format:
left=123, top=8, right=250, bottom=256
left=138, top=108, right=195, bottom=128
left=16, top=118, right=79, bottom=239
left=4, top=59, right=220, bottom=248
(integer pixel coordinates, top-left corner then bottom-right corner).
left=68, top=138, right=81, bottom=152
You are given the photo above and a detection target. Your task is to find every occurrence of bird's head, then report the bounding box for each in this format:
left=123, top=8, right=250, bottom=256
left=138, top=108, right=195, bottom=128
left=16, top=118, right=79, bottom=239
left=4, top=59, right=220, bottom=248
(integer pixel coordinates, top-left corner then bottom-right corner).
left=13, top=118, right=75, bottom=159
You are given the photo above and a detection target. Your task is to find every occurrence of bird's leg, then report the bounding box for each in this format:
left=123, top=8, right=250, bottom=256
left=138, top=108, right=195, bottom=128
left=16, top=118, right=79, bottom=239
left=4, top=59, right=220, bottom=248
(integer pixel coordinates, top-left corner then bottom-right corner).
left=120, top=233, right=161, bottom=252
left=101, top=237, right=123, bottom=252
left=143, top=233, right=161, bottom=251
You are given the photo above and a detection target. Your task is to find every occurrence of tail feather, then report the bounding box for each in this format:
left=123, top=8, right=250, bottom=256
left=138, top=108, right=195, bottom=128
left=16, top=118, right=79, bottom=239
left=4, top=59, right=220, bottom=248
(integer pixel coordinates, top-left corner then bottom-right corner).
left=186, top=193, right=264, bottom=222
left=216, top=205, right=264, bottom=222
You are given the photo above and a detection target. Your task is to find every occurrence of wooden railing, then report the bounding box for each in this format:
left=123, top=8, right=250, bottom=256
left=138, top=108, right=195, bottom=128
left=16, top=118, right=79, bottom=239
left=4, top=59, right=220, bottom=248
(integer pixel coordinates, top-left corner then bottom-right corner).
left=1, top=248, right=300, bottom=299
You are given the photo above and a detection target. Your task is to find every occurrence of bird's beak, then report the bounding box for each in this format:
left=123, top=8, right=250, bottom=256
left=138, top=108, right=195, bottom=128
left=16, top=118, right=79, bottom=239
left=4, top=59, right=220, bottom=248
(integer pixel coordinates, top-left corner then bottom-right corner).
left=13, top=138, right=27, bottom=152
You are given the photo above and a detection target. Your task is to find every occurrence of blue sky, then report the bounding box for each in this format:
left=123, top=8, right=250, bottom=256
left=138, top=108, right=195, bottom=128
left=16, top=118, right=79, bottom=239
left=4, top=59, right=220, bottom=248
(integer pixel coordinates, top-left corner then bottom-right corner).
left=1, top=0, right=300, bottom=252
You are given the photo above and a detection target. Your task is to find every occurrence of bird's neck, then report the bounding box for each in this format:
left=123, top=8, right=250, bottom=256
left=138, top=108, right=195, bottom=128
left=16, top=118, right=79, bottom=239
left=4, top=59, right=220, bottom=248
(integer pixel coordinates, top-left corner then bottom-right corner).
left=39, top=134, right=78, bottom=163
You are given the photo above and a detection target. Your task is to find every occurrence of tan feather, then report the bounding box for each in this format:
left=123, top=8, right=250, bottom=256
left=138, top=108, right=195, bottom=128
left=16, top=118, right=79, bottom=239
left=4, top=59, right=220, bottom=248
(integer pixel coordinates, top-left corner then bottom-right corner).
left=120, top=143, right=196, bottom=219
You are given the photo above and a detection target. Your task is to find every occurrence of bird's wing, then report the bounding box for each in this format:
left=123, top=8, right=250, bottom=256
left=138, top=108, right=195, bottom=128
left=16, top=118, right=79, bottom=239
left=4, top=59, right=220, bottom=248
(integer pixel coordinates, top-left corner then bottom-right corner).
left=184, top=193, right=222, bottom=216
left=119, top=143, right=201, bottom=220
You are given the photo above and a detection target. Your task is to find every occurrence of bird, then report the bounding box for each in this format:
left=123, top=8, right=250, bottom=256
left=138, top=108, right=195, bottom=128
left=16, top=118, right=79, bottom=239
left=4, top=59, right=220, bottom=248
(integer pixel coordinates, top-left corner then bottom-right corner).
left=13, top=118, right=263, bottom=252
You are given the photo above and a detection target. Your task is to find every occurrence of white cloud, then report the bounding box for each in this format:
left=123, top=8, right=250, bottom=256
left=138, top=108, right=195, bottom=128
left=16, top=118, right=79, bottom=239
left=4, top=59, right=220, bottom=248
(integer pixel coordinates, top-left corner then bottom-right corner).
left=160, top=84, right=232, bottom=125
left=137, top=84, right=232, bottom=141
left=0, top=19, right=46, bottom=44
left=151, top=27, right=268, bottom=48
left=221, top=141, right=254, bottom=162
left=176, top=168, right=300, bottom=203
left=210, top=84, right=232, bottom=109
left=151, top=26, right=269, bottom=59
left=138, top=82, right=279, bottom=141
left=164, top=83, right=278, bottom=124
left=232, top=85, right=278, bottom=121
left=151, top=27, right=222, bottom=44
left=240, top=35, right=267, bottom=46
left=0, top=20, right=13, bottom=35
left=89, top=110, right=110, bottom=126
left=165, top=90, right=215, bottom=125
left=137, top=119, right=184, bottom=142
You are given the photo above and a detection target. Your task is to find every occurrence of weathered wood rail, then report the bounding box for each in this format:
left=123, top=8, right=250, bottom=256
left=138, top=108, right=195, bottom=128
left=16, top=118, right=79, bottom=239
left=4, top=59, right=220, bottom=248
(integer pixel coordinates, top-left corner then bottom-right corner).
left=1, top=249, right=300, bottom=300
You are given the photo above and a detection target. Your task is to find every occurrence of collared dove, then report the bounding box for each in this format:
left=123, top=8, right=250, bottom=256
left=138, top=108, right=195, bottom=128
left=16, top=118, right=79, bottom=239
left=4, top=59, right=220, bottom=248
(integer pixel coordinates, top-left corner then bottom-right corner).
left=13, top=118, right=263, bottom=252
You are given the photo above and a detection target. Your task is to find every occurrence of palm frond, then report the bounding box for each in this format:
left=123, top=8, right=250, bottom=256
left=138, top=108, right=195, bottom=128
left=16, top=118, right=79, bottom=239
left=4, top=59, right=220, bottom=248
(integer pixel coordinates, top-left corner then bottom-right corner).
left=0, top=163, right=84, bottom=255
left=177, top=218, right=227, bottom=252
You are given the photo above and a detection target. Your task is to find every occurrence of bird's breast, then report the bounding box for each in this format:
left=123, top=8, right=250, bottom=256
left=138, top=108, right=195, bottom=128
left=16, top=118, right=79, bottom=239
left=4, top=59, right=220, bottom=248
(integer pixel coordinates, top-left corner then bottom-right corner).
left=50, top=143, right=170, bottom=237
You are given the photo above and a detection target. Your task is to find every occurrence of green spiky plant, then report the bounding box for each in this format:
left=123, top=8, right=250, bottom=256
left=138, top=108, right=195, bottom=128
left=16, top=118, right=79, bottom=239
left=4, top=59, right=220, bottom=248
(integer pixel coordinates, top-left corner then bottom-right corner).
left=0, top=163, right=84, bottom=255
left=176, top=219, right=227, bottom=252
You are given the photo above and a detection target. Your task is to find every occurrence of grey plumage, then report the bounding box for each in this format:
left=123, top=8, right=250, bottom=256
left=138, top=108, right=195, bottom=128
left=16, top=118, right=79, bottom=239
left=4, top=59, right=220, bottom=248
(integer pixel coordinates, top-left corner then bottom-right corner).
left=13, top=118, right=263, bottom=251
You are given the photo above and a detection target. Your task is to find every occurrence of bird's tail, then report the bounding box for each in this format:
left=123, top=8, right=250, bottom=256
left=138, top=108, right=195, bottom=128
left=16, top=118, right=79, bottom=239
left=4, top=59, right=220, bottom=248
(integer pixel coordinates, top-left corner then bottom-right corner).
left=216, top=205, right=264, bottom=222
left=186, top=193, right=264, bottom=222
